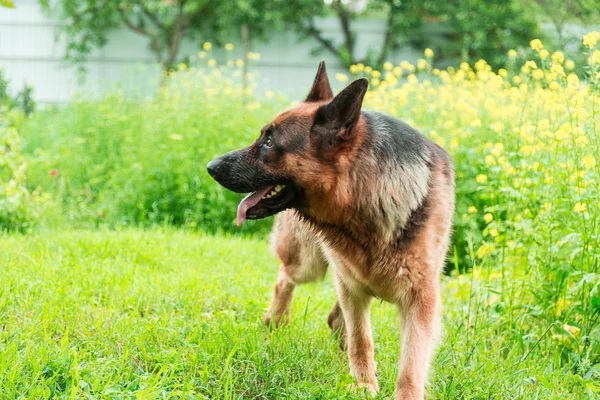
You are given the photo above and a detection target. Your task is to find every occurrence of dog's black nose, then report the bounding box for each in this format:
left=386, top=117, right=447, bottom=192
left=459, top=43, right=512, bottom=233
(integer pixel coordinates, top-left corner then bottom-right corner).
left=207, top=158, right=221, bottom=179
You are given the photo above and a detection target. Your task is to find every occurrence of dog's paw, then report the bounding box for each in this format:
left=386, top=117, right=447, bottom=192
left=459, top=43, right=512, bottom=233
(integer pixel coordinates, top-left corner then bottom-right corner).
left=263, top=312, right=289, bottom=328
left=348, top=382, right=379, bottom=396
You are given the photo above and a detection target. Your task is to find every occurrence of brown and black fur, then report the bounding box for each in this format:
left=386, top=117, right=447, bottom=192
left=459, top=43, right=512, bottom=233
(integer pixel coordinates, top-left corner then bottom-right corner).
left=207, top=61, right=455, bottom=399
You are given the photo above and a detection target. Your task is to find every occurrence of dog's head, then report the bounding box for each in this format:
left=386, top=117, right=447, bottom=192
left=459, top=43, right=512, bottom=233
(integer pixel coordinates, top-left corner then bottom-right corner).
left=207, top=61, right=368, bottom=225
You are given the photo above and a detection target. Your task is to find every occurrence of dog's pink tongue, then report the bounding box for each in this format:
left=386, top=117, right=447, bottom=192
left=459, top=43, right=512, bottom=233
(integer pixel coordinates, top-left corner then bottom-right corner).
left=236, top=186, right=273, bottom=226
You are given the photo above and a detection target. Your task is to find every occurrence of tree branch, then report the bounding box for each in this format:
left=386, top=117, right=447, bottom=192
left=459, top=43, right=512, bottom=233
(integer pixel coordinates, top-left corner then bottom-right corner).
left=136, top=1, right=166, bottom=30
left=305, top=18, right=340, bottom=59
left=116, top=7, right=163, bottom=64
left=377, top=0, right=395, bottom=67
left=165, top=1, right=187, bottom=69
left=332, top=0, right=355, bottom=65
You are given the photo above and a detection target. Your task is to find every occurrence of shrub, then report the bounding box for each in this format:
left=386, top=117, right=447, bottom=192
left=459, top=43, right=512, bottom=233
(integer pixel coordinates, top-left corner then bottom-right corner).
left=0, top=68, right=36, bottom=116
left=0, top=110, right=46, bottom=232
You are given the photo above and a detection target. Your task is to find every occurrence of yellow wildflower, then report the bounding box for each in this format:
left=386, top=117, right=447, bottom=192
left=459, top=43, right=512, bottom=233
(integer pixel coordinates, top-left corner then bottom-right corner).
left=567, top=73, right=579, bottom=86
left=203, top=42, right=212, bottom=51
left=484, top=213, right=493, bottom=224
left=208, top=59, right=217, bottom=67
left=583, top=155, right=596, bottom=168
left=583, top=31, right=600, bottom=48
left=532, top=69, right=544, bottom=80
left=530, top=39, right=544, bottom=51
left=574, top=202, right=587, bottom=213
left=552, top=51, right=564, bottom=64
left=248, top=52, right=261, bottom=61
left=565, top=60, right=575, bottom=70
left=383, top=61, right=393, bottom=71
left=491, top=143, right=504, bottom=156
left=507, top=49, right=517, bottom=57
left=539, top=49, right=549, bottom=60
left=476, top=242, right=496, bottom=259
left=424, top=48, right=434, bottom=58
left=550, top=63, right=565, bottom=77
left=335, top=73, right=348, bottom=83
left=476, top=174, right=488, bottom=184
left=468, top=206, right=478, bottom=213
left=225, top=43, right=234, bottom=51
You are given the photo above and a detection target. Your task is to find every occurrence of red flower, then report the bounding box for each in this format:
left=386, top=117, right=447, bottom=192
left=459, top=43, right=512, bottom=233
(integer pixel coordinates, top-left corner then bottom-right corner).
left=50, top=169, right=59, bottom=177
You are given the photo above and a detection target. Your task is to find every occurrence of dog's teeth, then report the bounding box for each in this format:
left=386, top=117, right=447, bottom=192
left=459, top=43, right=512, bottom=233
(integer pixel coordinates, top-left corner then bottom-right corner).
left=275, top=185, right=285, bottom=192
left=270, top=190, right=277, bottom=195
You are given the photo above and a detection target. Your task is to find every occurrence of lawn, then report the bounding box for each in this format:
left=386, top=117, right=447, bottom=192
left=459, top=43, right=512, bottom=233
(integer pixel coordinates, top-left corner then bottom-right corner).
left=0, top=230, right=594, bottom=399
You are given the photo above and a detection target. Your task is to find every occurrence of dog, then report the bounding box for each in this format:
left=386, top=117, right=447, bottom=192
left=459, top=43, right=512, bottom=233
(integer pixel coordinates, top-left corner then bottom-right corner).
left=207, top=61, right=455, bottom=399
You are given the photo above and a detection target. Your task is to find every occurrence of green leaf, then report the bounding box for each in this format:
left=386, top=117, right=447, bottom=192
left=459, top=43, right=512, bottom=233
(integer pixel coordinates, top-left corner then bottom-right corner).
left=0, top=0, right=15, bottom=8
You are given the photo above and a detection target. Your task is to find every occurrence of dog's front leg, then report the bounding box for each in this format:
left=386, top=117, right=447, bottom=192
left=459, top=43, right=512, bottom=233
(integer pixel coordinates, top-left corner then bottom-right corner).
left=264, top=265, right=296, bottom=327
left=335, top=273, right=378, bottom=394
left=396, top=281, right=441, bottom=400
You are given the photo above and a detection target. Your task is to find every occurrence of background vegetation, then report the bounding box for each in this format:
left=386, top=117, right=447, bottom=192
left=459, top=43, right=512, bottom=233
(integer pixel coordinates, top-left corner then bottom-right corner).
left=39, top=0, right=600, bottom=71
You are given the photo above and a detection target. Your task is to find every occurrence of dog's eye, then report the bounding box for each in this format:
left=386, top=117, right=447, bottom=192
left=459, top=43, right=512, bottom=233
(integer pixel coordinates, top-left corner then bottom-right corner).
left=264, top=136, right=274, bottom=148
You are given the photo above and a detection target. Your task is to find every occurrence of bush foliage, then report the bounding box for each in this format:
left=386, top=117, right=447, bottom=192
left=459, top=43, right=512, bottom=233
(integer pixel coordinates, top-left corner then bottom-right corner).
left=0, top=110, right=45, bottom=232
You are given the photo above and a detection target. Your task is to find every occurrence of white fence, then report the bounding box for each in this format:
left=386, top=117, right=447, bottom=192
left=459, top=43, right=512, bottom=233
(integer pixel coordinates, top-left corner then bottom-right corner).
left=1, top=0, right=428, bottom=103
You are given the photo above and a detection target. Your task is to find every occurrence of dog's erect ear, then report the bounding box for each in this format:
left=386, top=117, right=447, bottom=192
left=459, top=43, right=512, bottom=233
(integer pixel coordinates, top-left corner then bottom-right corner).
left=305, top=61, right=334, bottom=102
left=313, top=78, right=368, bottom=141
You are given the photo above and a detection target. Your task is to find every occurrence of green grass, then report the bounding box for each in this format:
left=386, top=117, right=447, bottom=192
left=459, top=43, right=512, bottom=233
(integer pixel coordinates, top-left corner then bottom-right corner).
left=1, top=229, right=596, bottom=399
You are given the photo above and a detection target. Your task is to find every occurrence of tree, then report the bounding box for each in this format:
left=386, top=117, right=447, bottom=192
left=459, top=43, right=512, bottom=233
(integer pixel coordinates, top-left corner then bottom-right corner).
left=40, top=0, right=229, bottom=73
left=527, top=0, right=600, bottom=42
left=292, top=0, right=541, bottom=70
left=292, top=0, right=416, bottom=68
left=438, top=0, right=542, bottom=68
left=40, top=0, right=328, bottom=76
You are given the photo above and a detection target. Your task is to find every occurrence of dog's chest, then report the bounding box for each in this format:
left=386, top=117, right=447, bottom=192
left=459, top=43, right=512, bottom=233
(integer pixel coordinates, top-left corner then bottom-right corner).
left=317, top=236, right=421, bottom=301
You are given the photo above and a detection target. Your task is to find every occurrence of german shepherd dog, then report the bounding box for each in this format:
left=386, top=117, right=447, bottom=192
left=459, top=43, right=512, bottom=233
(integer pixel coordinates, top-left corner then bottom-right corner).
left=207, top=61, right=455, bottom=399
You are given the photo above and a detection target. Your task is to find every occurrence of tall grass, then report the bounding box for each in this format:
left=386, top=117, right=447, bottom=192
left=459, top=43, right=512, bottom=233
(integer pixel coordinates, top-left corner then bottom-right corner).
left=0, top=230, right=595, bottom=398
left=22, top=62, right=278, bottom=234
